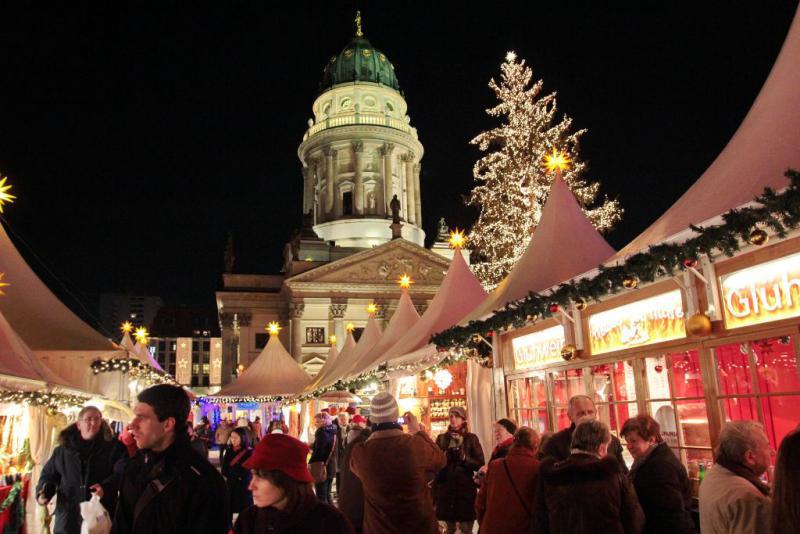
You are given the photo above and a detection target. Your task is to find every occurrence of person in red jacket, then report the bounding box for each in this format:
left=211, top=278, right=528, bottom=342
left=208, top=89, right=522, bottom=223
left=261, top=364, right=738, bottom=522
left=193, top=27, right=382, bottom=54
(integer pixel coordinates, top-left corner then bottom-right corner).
left=476, top=427, right=540, bottom=533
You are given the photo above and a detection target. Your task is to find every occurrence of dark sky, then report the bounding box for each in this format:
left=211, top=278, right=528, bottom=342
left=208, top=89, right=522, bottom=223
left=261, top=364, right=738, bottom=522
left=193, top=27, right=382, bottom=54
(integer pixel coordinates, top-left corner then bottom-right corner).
left=0, top=2, right=797, bottom=323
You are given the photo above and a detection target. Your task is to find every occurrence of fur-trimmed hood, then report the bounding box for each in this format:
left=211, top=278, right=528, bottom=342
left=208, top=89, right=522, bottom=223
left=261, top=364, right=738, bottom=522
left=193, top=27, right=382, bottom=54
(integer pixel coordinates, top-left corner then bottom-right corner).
left=539, top=452, right=621, bottom=486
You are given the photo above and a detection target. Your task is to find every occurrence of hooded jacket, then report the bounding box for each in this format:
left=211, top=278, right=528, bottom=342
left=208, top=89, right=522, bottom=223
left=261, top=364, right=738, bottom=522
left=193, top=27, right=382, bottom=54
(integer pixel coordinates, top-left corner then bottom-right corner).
left=36, top=423, right=126, bottom=534
left=111, top=435, right=229, bottom=534
left=533, top=452, right=644, bottom=534
left=434, top=424, right=485, bottom=522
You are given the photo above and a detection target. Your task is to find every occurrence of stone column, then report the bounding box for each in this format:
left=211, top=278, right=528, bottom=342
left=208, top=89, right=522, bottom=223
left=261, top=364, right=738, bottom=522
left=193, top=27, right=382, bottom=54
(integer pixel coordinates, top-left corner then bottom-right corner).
left=380, top=143, right=395, bottom=217
left=219, top=312, right=235, bottom=386
left=329, top=302, right=347, bottom=350
left=353, top=141, right=364, bottom=215
left=236, top=312, right=252, bottom=366
left=324, top=147, right=336, bottom=215
left=413, top=163, right=422, bottom=226
left=289, top=303, right=305, bottom=363
left=403, top=152, right=416, bottom=224
left=302, top=166, right=311, bottom=215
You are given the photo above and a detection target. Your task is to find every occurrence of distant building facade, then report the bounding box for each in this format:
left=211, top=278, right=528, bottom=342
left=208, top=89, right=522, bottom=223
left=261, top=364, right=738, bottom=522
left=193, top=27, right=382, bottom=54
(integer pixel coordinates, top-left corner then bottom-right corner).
left=98, top=293, right=163, bottom=335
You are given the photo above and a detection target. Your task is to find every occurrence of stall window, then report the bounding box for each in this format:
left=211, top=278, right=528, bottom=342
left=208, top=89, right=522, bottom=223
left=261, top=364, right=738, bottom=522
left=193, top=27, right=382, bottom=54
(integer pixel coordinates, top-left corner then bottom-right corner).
left=590, top=361, right=638, bottom=437
left=507, top=373, right=549, bottom=434
left=644, top=350, right=713, bottom=468
left=550, top=368, right=587, bottom=430
left=715, top=335, right=800, bottom=454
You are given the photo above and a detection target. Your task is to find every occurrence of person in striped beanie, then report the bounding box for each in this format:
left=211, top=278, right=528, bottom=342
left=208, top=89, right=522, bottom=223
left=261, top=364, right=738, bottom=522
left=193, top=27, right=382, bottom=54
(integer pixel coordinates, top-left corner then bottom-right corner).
left=350, top=392, right=446, bottom=534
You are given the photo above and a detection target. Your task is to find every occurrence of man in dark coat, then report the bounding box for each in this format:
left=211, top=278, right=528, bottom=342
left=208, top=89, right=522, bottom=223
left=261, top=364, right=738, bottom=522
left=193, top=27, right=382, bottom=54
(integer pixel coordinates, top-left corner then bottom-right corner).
left=112, top=384, right=229, bottom=534
left=337, top=415, right=369, bottom=533
left=539, top=394, right=629, bottom=473
left=36, top=406, right=126, bottom=534
left=533, top=420, right=644, bottom=534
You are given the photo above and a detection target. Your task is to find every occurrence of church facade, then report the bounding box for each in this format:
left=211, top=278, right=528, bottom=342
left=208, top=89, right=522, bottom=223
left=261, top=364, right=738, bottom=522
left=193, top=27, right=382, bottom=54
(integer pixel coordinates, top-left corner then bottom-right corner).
left=215, top=23, right=456, bottom=386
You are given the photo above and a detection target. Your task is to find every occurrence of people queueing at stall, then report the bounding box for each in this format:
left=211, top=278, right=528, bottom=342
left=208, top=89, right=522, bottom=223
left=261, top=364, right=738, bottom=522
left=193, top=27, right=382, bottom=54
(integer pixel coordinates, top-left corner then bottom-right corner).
left=34, top=387, right=800, bottom=534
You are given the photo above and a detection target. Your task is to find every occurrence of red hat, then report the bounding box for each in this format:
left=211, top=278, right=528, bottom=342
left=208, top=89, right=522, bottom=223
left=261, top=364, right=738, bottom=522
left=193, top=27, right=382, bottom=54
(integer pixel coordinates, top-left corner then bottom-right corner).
left=352, top=414, right=367, bottom=425
left=243, top=434, right=314, bottom=483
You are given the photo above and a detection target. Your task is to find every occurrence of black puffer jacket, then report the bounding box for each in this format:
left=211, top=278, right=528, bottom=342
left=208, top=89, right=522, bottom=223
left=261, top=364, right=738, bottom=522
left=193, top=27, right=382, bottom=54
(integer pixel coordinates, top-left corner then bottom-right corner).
left=111, top=436, right=229, bottom=534
left=36, top=424, right=127, bottom=534
left=533, top=453, right=644, bottom=534
left=629, top=442, right=696, bottom=533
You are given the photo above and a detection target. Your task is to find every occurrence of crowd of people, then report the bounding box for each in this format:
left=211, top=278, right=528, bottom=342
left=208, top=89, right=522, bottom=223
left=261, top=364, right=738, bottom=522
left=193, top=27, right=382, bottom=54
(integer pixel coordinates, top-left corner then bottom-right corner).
left=34, top=385, right=800, bottom=534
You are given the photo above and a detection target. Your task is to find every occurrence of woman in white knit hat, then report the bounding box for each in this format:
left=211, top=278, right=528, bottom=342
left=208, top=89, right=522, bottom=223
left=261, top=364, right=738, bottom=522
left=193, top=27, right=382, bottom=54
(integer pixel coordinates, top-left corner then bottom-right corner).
left=350, top=392, right=446, bottom=534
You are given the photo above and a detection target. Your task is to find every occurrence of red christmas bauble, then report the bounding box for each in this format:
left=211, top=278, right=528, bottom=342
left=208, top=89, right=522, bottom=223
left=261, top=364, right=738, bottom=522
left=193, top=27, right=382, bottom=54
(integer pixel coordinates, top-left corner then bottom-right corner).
left=549, top=304, right=560, bottom=313
left=654, top=364, right=663, bottom=373
left=683, top=258, right=698, bottom=269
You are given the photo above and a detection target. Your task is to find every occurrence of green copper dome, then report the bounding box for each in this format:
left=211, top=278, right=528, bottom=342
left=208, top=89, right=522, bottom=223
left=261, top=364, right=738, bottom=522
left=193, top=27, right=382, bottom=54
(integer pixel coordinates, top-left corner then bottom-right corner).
left=320, top=36, right=401, bottom=93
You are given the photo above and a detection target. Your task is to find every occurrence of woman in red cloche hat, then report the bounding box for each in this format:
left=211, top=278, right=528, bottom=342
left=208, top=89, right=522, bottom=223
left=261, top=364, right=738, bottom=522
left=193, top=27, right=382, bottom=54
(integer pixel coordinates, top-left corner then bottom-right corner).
left=230, top=433, right=354, bottom=534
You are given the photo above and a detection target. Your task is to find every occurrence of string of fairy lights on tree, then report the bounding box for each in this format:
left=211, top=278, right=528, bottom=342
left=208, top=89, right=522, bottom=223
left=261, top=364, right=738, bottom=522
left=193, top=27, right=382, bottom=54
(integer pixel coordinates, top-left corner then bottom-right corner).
left=431, top=168, right=800, bottom=355
left=467, top=51, right=622, bottom=290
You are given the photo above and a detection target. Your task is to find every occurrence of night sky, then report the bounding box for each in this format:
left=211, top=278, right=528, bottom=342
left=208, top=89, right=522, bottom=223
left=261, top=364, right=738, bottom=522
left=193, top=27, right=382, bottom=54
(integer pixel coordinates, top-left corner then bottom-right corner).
left=0, top=2, right=797, bottom=326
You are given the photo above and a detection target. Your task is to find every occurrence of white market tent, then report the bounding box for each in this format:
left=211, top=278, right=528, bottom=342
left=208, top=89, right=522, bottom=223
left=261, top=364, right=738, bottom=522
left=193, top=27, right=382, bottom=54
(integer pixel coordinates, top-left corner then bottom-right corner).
left=312, top=317, right=383, bottom=391
left=214, top=331, right=311, bottom=397
left=307, top=330, right=357, bottom=392
left=133, top=338, right=164, bottom=371
left=615, top=6, right=800, bottom=260
left=462, top=176, right=616, bottom=324
left=341, top=286, right=420, bottom=382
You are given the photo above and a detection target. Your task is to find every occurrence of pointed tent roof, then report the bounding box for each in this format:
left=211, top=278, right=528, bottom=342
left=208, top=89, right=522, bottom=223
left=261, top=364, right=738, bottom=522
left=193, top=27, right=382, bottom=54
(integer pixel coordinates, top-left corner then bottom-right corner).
left=463, top=177, right=615, bottom=323
left=360, top=249, right=487, bottom=374
left=316, top=316, right=383, bottom=390
left=0, top=221, right=113, bottom=350
left=215, top=332, right=311, bottom=397
left=343, top=289, right=420, bottom=381
left=615, top=6, right=800, bottom=259
left=133, top=340, right=164, bottom=371
left=0, top=310, right=78, bottom=389
left=119, top=331, right=135, bottom=352
left=313, top=343, right=339, bottom=380
left=307, top=332, right=356, bottom=392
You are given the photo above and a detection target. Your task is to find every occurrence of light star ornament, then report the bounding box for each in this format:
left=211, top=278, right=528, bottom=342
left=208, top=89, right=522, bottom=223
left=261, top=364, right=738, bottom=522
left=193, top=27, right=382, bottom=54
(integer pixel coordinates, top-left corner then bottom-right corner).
left=0, top=272, right=9, bottom=296
left=398, top=273, right=414, bottom=289
left=267, top=322, right=281, bottom=335
left=449, top=229, right=466, bottom=249
left=120, top=321, right=133, bottom=334
left=544, top=147, right=571, bottom=173
left=134, top=327, right=149, bottom=344
left=0, top=176, right=16, bottom=213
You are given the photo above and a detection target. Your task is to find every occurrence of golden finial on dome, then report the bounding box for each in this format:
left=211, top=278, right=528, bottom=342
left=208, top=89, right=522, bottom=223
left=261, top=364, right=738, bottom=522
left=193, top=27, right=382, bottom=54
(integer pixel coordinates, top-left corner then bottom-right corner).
left=355, top=10, right=363, bottom=37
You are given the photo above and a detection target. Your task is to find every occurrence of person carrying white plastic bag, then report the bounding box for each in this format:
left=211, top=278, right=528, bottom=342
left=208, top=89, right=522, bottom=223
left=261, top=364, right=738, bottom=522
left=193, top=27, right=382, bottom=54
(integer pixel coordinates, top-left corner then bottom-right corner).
left=80, top=493, right=111, bottom=534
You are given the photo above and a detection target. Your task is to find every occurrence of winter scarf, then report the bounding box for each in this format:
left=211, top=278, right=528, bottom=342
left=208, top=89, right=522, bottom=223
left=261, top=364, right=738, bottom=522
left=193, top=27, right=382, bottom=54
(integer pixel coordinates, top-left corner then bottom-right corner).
left=444, top=423, right=468, bottom=449
left=715, top=452, right=771, bottom=497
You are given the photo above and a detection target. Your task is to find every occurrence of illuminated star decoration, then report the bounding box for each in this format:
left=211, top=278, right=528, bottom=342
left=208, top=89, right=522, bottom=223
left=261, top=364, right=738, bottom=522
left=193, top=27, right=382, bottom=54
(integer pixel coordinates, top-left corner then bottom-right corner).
left=505, top=50, right=517, bottom=63
left=267, top=322, right=281, bottom=335
left=0, top=176, right=16, bottom=213
left=367, top=303, right=378, bottom=315
left=0, top=272, right=9, bottom=296
left=544, top=147, right=571, bottom=173
left=120, top=321, right=133, bottom=334
left=329, top=335, right=337, bottom=345
left=345, top=322, right=356, bottom=332
left=449, top=229, right=466, bottom=249
left=134, top=327, right=149, bottom=344
left=398, top=273, right=414, bottom=289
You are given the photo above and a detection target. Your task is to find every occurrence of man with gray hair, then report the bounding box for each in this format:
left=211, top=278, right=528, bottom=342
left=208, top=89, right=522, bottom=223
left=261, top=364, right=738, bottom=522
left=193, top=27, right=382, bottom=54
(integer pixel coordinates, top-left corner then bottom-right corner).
left=699, top=421, right=772, bottom=534
left=533, top=420, right=644, bottom=533
left=539, top=394, right=628, bottom=473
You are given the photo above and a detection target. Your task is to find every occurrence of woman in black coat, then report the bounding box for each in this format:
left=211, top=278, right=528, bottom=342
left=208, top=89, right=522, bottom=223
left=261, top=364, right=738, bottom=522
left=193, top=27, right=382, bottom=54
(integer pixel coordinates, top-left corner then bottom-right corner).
left=621, top=414, right=696, bottom=534
left=222, top=427, right=254, bottom=514
left=308, top=412, right=338, bottom=504
left=36, top=407, right=126, bottom=534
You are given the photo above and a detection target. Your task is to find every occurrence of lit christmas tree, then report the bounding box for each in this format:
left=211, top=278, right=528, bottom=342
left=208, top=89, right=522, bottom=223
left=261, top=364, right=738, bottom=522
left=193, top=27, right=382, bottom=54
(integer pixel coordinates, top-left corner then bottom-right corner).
left=467, top=51, right=622, bottom=289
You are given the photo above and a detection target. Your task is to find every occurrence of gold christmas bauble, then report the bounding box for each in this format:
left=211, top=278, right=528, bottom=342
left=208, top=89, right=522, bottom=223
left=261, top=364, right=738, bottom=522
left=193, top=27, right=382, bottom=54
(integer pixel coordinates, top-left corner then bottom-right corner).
left=561, top=344, right=578, bottom=361
left=574, top=297, right=587, bottom=311
left=623, top=275, right=639, bottom=289
left=749, top=229, right=769, bottom=246
left=686, top=312, right=713, bottom=337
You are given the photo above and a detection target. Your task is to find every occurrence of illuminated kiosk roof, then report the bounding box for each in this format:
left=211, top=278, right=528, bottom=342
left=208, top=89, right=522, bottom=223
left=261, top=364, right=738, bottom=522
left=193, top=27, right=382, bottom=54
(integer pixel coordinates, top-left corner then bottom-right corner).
left=462, top=176, right=615, bottom=324
left=214, top=333, right=310, bottom=397
left=313, top=315, right=383, bottom=391
left=307, top=330, right=357, bottom=392
left=615, top=6, right=800, bottom=259
left=358, top=249, right=486, bottom=376
left=343, top=288, right=420, bottom=382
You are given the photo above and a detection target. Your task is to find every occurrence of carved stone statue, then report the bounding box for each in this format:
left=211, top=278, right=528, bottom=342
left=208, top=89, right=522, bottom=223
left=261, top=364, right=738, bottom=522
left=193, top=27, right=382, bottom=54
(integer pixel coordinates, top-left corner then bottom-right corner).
left=437, top=217, right=449, bottom=241
left=390, top=194, right=401, bottom=224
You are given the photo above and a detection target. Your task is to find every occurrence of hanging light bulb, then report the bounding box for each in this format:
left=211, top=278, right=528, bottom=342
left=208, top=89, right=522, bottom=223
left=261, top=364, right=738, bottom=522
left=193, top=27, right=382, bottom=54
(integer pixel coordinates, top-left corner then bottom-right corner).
left=433, top=369, right=453, bottom=390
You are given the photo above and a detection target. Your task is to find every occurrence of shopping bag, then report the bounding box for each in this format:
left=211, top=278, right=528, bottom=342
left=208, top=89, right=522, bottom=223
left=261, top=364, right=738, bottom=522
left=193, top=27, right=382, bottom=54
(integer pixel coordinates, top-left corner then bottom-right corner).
left=80, top=493, right=112, bottom=534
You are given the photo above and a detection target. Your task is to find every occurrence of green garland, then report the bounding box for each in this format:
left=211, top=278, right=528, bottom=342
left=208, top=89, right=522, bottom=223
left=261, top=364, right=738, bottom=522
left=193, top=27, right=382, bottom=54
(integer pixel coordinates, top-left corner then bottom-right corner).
left=90, top=358, right=176, bottom=385
left=0, top=480, right=23, bottom=529
left=0, top=389, right=88, bottom=411
left=430, top=168, right=800, bottom=353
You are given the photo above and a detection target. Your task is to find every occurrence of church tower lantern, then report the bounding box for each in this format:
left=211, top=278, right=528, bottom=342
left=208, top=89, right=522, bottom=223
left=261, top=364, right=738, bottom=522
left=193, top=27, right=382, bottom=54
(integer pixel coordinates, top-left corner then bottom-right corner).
left=298, top=13, right=425, bottom=248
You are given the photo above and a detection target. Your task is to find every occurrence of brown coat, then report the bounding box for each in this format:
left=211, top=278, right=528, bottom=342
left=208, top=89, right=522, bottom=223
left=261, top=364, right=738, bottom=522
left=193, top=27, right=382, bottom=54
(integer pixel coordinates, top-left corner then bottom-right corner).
left=338, top=428, right=370, bottom=533
left=475, top=446, right=539, bottom=533
left=434, top=428, right=485, bottom=521
left=533, top=453, right=644, bottom=534
left=350, top=429, right=446, bottom=534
